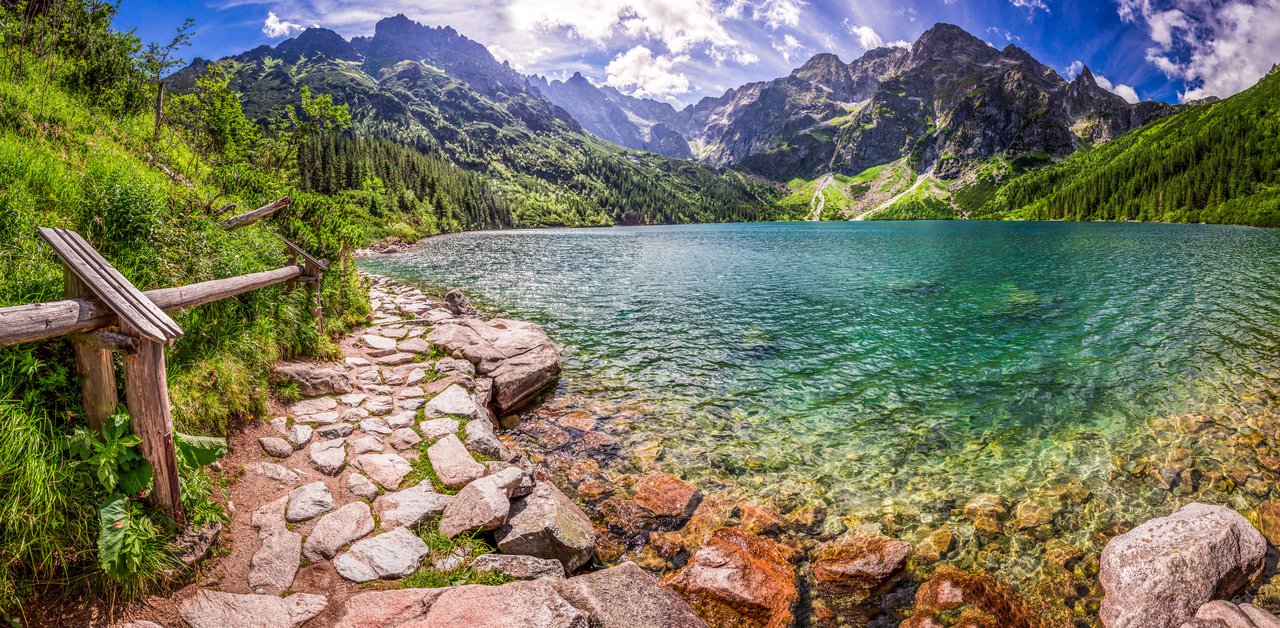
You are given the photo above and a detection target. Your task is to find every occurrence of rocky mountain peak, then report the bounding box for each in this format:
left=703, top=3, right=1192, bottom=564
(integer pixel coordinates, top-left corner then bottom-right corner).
left=276, top=27, right=359, bottom=62
left=910, top=22, right=996, bottom=65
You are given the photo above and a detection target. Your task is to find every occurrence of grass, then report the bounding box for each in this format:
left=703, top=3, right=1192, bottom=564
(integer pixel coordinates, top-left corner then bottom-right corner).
left=0, top=34, right=368, bottom=612
left=399, top=526, right=513, bottom=589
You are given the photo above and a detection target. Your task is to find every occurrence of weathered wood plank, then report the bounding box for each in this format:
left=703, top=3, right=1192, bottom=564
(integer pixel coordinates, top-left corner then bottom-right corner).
left=221, top=197, right=291, bottom=231
left=68, top=330, right=139, bottom=353
left=0, top=265, right=304, bottom=347
left=66, top=269, right=118, bottom=430
left=37, top=228, right=182, bottom=343
left=121, top=327, right=184, bottom=524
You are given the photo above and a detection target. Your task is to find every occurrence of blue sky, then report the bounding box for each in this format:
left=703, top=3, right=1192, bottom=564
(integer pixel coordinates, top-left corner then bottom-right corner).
left=117, top=0, right=1280, bottom=106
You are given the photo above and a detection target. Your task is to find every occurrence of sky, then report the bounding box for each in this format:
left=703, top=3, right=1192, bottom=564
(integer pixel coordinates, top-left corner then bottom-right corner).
left=115, top=0, right=1280, bottom=106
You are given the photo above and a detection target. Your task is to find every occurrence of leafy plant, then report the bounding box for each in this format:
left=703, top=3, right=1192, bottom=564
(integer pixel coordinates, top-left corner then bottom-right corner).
left=65, top=413, right=153, bottom=497
left=174, top=431, right=227, bottom=469
left=95, top=493, right=172, bottom=592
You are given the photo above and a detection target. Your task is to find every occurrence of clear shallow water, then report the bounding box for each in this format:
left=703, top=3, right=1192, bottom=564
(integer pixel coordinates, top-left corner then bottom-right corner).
left=362, top=221, right=1280, bottom=524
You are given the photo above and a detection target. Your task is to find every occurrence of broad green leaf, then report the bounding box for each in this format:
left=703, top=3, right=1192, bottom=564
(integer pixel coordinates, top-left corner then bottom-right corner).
left=174, top=432, right=228, bottom=467
left=96, top=493, right=130, bottom=574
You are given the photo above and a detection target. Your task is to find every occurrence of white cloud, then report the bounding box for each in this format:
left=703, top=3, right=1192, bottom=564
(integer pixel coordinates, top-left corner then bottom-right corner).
left=604, top=45, right=690, bottom=99
left=848, top=24, right=883, bottom=49
left=886, top=39, right=911, bottom=48
left=772, top=34, right=805, bottom=62
left=1065, top=59, right=1084, bottom=79
left=262, top=11, right=303, bottom=38
left=1119, top=0, right=1280, bottom=102
left=753, top=0, right=804, bottom=29
left=1094, top=73, right=1141, bottom=103
left=1011, top=0, right=1049, bottom=12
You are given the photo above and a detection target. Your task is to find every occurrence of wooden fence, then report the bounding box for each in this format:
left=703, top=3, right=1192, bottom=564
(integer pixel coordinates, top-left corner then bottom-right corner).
left=0, top=198, right=323, bottom=523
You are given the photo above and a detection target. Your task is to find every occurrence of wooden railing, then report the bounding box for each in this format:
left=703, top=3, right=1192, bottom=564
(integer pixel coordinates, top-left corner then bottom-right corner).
left=0, top=199, right=323, bottom=523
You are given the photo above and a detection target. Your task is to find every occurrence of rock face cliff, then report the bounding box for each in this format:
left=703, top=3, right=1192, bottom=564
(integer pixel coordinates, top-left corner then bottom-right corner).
left=673, top=23, right=1177, bottom=180
left=529, top=73, right=692, bottom=158
left=531, top=23, right=1178, bottom=181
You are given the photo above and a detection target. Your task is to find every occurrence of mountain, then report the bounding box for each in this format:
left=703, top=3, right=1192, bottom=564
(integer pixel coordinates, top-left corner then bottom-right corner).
left=529, top=73, right=692, bottom=158
left=673, top=23, right=1179, bottom=181
left=525, top=23, right=1180, bottom=185
left=973, top=67, right=1280, bottom=226
left=173, top=15, right=785, bottom=227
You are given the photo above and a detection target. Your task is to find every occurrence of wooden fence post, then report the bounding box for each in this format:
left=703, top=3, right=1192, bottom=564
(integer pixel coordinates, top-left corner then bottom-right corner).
left=65, top=268, right=117, bottom=430
left=121, top=323, right=185, bottom=524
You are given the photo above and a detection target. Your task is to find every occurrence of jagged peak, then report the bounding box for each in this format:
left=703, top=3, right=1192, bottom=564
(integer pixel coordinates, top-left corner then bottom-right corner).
left=792, top=53, right=848, bottom=82
left=276, top=27, right=359, bottom=62
left=911, top=22, right=993, bottom=61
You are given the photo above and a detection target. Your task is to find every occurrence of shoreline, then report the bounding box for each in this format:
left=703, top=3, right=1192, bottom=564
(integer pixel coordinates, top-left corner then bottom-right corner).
left=357, top=239, right=1280, bottom=626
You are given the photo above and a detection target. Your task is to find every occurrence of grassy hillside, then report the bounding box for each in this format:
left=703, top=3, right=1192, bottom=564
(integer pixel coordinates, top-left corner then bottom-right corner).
left=0, top=3, right=432, bottom=613
left=975, top=70, right=1280, bottom=226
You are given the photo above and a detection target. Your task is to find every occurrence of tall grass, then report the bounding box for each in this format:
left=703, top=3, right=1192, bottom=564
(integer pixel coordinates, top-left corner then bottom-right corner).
left=0, top=33, right=369, bottom=612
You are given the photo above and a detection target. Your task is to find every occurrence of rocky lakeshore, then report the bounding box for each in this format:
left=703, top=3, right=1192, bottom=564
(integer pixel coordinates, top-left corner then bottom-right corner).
left=109, top=273, right=1280, bottom=628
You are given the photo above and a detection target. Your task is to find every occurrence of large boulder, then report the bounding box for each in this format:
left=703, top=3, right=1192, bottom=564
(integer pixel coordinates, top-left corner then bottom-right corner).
left=179, top=590, right=326, bottom=628
left=496, top=480, right=596, bottom=573
left=426, top=319, right=562, bottom=415
left=1101, top=503, right=1267, bottom=628
left=663, top=527, right=798, bottom=628
left=489, top=342, right=561, bottom=415
left=272, top=362, right=353, bottom=396
left=470, top=553, right=566, bottom=580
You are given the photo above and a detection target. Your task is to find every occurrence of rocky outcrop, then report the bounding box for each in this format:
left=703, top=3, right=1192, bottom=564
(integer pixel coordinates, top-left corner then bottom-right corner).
left=664, top=527, right=798, bottom=628
left=496, top=479, right=596, bottom=573
left=426, top=318, right=562, bottom=415
left=1100, top=503, right=1267, bottom=628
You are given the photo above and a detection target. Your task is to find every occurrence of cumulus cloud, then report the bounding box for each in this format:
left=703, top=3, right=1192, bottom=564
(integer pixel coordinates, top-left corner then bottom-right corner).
left=1094, top=73, right=1141, bottom=102
left=1011, top=0, right=1049, bottom=12
left=772, top=34, right=805, bottom=62
left=262, top=11, right=303, bottom=38
left=1118, top=0, right=1280, bottom=101
left=604, top=45, right=690, bottom=99
left=847, top=24, right=883, bottom=49
left=1065, top=59, right=1084, bottom=79
left=886, top=39, right=911, bottom=48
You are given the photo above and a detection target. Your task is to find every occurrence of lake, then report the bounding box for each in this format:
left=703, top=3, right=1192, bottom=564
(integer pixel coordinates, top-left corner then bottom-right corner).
left=361, top=220, right=1280, bottom=581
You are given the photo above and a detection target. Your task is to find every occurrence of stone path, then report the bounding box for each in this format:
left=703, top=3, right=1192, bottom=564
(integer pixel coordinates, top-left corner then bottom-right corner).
left=153, top=275, right=705, bottom=627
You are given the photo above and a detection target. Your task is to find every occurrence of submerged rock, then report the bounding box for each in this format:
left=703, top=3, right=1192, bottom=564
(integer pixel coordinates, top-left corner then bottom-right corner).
left=963, top=493, right=1008, bottom=535
left=1100, top=503, right=1266, bottom=628
left=633, top=472, right=701, bottom=525
left=901, top=565, right=1034, bottom=627
left=812, top=532, right=912, bottom=599
left=664, top=527, right=798, bottom=628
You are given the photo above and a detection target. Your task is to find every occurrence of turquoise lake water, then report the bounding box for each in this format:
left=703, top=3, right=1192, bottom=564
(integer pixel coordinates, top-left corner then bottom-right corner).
left=361, top=221, right=1280, bottom=526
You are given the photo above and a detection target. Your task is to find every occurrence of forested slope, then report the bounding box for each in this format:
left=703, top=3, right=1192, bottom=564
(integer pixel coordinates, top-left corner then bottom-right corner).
left=976, top=69, right=1280, bottom=226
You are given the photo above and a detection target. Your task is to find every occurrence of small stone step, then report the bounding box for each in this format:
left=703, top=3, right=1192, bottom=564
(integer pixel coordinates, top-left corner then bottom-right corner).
left=333, top=527, right=430, bottom=583
left=179, top=590, right=326, bottom=628
left=303, top=502, right=375, bottom=562
left=286, top=481, right=334, bottom=523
